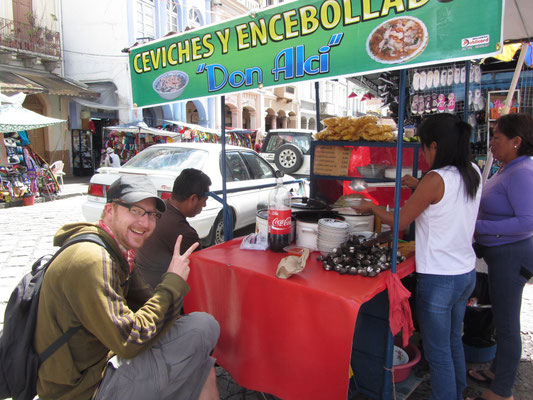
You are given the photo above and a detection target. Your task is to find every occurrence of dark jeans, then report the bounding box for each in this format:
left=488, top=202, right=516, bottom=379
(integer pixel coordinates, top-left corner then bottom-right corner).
left=481, top=237, right=533, bottom=397
left=416, top=269, right=476, bottom=400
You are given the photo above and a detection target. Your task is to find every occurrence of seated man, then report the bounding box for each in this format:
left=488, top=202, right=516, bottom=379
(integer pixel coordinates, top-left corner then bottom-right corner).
left=136, top=168, right=211, bottom=289
left=34, top=175, right=220, bottom=400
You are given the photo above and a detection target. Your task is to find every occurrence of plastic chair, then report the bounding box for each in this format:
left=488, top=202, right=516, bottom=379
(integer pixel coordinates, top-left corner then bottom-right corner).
left=50, top=160, right=66, bottom=188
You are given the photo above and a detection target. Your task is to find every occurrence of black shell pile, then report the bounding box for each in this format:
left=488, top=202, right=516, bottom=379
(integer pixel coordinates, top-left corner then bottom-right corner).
left=317, top=236, right=406, bottom=277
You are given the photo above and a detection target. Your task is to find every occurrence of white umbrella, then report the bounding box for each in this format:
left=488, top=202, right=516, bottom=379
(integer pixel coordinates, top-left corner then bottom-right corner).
left=0, top=103, right=65, bottom=133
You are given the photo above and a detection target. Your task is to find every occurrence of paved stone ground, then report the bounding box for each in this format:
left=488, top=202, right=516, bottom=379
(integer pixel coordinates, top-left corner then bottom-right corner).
left=1, top=193, right=532, bottom=399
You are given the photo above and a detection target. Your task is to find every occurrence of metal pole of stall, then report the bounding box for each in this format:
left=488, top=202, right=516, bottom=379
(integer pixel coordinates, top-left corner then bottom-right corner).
left=390, top=69, right=407, bottom=275
left=379, top=68, right=408, bottom=399
left=315, top=81, right=321, bottom=132
left=220, top=95, right=232, bottom=242
left=464, top=60, right=471, bottom=122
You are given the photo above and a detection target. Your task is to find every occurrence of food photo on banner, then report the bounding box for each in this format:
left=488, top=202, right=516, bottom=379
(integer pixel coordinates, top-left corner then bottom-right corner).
left=128, top=0, right=503, bottom=108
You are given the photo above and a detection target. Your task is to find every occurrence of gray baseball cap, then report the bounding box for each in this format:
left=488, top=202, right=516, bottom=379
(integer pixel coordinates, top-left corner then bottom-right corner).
left=106, top=175, right=166, bottom=212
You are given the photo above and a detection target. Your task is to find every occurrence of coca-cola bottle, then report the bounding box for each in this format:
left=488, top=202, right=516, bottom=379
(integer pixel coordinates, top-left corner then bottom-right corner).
left=268, top=171, right=291, bottom=252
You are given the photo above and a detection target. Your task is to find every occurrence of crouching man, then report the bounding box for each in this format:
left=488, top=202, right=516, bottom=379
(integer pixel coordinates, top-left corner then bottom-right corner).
left=34, top=175, right=220, bottom=400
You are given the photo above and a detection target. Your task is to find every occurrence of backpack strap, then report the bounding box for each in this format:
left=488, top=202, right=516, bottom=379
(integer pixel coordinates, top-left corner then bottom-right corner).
left=39, top=326, right=81, bottom=363
left=38, top=233, right=121, bottom=364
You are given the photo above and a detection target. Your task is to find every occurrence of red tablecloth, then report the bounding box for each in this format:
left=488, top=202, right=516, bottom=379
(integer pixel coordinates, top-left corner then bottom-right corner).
left=185, top=238, right=415, bottom=400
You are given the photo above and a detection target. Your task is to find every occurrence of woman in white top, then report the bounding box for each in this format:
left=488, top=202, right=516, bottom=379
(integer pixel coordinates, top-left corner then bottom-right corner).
left=355, top=113, right=482, bottom=400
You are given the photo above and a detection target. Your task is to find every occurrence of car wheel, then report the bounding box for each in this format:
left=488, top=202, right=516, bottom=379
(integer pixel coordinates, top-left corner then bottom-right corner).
left=205, top=211, right=234, bottom=247
left=274, top=144, right=303, bottom=174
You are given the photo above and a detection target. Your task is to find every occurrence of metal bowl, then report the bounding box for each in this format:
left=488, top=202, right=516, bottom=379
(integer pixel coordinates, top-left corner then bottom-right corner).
left=357, top=164, right=388, bottom=179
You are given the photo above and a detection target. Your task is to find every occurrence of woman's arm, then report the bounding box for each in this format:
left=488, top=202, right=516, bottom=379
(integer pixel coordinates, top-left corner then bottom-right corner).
left=476, top=168, right=533, bottom=235
left=354, top=171, right=444, bottom=231
left=401, top=174, right=419, bottom=189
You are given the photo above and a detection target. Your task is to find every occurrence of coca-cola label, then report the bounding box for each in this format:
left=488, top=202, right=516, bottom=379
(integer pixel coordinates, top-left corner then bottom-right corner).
left=268, top=209, right=292, bottom=235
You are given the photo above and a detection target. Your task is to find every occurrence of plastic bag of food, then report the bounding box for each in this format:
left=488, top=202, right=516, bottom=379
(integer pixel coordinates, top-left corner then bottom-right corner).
left=240, top=233, right=269, bottom=251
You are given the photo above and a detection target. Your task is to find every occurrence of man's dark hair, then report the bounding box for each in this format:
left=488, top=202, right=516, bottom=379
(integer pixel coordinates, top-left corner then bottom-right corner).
left=172, top=168, right=212, bottom=201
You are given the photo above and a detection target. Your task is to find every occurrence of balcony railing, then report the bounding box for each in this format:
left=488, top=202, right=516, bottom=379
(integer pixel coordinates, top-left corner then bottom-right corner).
left=236, top=0, right=261, bottom=10
left=0, top=17, right=60, bottom=58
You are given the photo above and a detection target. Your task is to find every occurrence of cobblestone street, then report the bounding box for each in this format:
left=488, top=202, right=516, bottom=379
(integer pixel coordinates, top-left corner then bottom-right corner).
left=1, top=195, right=532, bottom=399
left=0, top=196, right=88, bottom=329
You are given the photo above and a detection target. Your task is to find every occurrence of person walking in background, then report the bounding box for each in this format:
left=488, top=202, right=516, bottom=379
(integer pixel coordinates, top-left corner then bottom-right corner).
left=468, top=113, right=533, bottom=400
left=136, top=168, right=211, bottom=289
left=355, top=113, right=481, bottom=400
left=34, top=175, right=220, bottom=400
left=105, top=147, right=121, bottom=168
left=255, top=137, right=262, bottom=153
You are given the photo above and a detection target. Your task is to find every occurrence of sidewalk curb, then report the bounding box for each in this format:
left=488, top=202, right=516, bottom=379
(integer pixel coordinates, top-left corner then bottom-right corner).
left=0, top=191, right=86, bottom=209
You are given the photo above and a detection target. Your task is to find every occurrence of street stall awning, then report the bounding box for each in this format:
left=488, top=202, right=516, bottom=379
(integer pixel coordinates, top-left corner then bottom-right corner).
left=480, top=0, right=532, bottom=72
left=0, top=72, right=45, bottom=95
left=0, top=103, right=66, bottom=133
left=504, top=0, right=532, bottom=42
left=163, top=119, right=220, bottom=135
left=105, top=121, right=179, bottom=137
left=0, top=71, right=99, bottom=99
left=15, top=72, right=99, bottom=99
left=73, top=81, right=127, bottom=110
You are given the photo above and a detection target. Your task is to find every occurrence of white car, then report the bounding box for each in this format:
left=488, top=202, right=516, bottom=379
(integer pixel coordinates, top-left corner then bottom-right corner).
left=260, top=129, right=314, bottom=177
left=82, top=143, right=305, bottom=246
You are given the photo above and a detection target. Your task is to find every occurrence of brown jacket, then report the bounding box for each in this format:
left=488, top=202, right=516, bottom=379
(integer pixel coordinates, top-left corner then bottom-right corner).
left=34, top=223, right=189, bottom=400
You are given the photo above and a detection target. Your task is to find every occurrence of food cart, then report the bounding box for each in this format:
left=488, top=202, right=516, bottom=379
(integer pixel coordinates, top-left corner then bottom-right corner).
left=127, top=1, right=504, bottom=398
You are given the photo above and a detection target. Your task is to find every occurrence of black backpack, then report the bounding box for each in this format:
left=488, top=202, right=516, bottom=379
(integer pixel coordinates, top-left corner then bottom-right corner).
left=0, top=233, right=119, bottom=400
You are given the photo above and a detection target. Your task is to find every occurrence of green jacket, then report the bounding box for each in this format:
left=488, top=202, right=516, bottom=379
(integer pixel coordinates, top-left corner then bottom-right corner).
left=34, top=223, right=190, bottom=400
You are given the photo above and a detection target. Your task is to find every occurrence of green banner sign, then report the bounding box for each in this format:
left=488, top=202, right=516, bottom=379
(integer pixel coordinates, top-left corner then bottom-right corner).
left=129, top=0, right=503, bottom=108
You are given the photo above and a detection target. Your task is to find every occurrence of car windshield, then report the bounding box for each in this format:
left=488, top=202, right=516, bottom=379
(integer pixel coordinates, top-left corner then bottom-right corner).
left=123, top=147, right=209, bottom=172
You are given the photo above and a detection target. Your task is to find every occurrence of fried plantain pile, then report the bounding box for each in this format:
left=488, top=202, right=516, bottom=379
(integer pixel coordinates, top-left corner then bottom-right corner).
left=315, top=115, right=395, bottom=142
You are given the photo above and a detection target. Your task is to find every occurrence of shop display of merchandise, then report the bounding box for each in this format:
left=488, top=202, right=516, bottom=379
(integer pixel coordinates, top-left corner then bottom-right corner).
left=1, top=134, right=59, bottom=202
left=318, top=234, right=406, bottom=277
left=409, top=62, right=483, bottom=118
left=103, top=126, right=257, bottom=166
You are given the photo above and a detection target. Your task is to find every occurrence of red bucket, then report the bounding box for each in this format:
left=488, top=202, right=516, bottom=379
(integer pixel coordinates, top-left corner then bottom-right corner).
left=392, top=343, right=422, bottom=383
left=22, top=195, right=35, bottom=206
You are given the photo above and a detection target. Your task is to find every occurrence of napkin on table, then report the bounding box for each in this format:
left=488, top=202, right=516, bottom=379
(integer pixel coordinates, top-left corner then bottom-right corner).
left=276, top=248, right=310, bottom=279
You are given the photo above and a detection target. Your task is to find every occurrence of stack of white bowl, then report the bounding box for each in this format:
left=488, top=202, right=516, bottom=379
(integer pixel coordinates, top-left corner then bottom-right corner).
left=317, top=218, right=351, bottom=256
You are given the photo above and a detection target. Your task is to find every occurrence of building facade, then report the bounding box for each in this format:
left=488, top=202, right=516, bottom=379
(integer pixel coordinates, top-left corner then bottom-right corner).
left=0, top=0, right=98, bottom=173
left=58, top=0, right=371, bottom=172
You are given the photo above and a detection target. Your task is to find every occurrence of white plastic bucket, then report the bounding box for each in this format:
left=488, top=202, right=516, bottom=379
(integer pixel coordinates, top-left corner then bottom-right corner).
left=257, top=210, right=295, bottom=242
left=256, top=210, right=268, bottom=240
left=295, top=220, right=318, bottom=250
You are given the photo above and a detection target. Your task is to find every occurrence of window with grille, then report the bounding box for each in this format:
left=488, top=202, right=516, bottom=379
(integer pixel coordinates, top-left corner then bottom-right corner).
left=136, top=0, right=155, bottom=40
left=188, top=7, right=202, bottom=28
left=167, top=1, right=178, bottom=33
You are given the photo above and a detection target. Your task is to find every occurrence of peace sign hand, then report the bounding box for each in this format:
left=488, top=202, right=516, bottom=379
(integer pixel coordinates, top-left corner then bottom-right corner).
left=167, top=235, right=199, bottom=281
